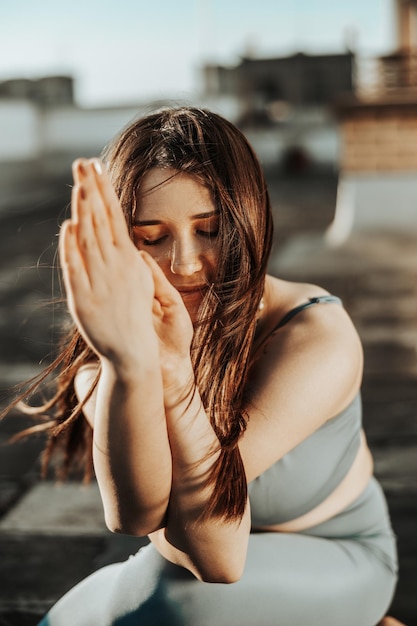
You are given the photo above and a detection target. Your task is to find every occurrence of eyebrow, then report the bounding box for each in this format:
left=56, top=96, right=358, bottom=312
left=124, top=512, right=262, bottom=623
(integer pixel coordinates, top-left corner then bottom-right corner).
left=133, top=210, right=219, bottom=226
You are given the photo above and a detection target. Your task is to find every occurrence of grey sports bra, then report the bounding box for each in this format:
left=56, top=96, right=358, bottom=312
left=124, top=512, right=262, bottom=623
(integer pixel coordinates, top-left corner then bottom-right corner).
left=248, top=295, right=362, bottom=526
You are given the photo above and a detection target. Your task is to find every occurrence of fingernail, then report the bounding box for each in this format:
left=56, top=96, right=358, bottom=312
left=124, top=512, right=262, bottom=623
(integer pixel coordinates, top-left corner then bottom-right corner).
left=79, top=185, right=87, bottom=200
left=92, top=159, right=103, bottom=175
left=77, top=160, right=87, bottom=176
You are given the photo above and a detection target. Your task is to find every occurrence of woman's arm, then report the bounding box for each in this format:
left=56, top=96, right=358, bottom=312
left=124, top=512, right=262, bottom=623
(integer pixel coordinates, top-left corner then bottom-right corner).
left=151, top=375, right=251, bottom=584
left=61, top=159, right=173, bottom=534
left=147, top=291, right=362, bottom=582
left=66, top=160, right=250, bottom=582
left=119, top=250, right=252, bottom=581
left=76, top=356, right=250, bottom=583
left=91, top=357, right=172, bottom=535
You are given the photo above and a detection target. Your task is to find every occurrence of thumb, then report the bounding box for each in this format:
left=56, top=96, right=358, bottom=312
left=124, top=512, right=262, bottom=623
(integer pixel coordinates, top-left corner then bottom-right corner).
left=139, top=252, right=183, bottom=308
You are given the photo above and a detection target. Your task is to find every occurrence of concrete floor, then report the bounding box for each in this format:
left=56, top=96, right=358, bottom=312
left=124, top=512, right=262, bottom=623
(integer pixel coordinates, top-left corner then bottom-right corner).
left=0, top=172, right=416, bottom=625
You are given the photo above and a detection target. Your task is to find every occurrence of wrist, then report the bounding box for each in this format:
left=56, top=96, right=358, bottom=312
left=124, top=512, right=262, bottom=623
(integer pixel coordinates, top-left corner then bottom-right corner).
left=162, top=357, right=196, bottom=406
left=99, top=336, right=160, bottom=383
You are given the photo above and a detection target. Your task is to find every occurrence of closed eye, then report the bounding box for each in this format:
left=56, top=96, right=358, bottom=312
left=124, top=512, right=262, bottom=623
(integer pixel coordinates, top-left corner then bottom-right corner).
left=141, top=235, right=168, bottom=246
left=197, top=229, right=219, bottom=239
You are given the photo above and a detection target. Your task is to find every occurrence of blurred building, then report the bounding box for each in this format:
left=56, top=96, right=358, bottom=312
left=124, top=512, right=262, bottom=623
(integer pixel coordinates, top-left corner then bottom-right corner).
left=0, top=76, right=74, bottom=106
left=379, top=0, right=417, bottom=89
left=327, top=0, right=417, bottom=243
left=202, top=52, right=355, bottom=173
left=0, top=75, right=150, bottom=191
left=204, top=52, right=354, bottom=125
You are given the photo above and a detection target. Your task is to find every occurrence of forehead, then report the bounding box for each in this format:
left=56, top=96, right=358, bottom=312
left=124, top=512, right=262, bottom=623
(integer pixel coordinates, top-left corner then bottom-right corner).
left=136, top=168, right=215, bottom=220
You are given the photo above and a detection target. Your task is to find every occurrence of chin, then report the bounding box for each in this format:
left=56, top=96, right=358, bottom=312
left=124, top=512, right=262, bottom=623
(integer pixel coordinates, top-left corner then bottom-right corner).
left=180, top=293, right=202, bottom=321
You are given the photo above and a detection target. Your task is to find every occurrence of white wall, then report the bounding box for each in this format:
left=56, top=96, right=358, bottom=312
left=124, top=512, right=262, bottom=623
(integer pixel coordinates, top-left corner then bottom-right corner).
left=0, top=98, right=341, bottom=163
left=43, top=106, right=142, bottom=154
left=245, top=123, right=340, bottom=169
left=326, top=172, right=417, bottom=245
left=0, top=100, right=40, bottom=160
left=0, top=101, right=149, bottom=185
left=0, top=101, right=146, bottom=164
left=0, top=98, right=340, bottom=182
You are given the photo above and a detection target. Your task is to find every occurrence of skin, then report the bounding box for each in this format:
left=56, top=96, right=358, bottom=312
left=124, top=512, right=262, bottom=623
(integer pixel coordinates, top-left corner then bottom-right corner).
left=132, top=168, right=219, bottom=324
left=61, top=157, right=402, bottom=626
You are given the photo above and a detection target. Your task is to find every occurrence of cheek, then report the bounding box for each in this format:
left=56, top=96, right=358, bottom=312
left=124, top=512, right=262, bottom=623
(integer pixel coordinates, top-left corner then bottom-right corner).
left=205, top=247, right=218, bottom=270
left=132, top=237, right=172, bottom=265
left=149, top=257, right=173, bottom=281
left=142, top=255, right=175, bottom=288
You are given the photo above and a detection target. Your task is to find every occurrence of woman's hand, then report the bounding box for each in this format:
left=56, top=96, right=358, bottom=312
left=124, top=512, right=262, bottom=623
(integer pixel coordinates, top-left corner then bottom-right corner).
left=61, top=159, right=194, bottom=382
left=140, top=252, right=195, bottom=393
left=60, top=159, right=157, bottom=367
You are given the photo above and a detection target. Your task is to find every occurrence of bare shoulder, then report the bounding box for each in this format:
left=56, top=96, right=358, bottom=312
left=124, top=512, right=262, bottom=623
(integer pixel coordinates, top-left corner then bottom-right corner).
left=256, top=276, right=360, bottom=353
left=241, top=276, right=363, bottom=479
left=74, top=362, right=100, bottom=391
left=252, top=277, right=363, bottom=421
left=74, top=362, right=100, bottom=427
left=263, top=275, right=332, bottom=319
left=261, top=274, right=362, bottom=379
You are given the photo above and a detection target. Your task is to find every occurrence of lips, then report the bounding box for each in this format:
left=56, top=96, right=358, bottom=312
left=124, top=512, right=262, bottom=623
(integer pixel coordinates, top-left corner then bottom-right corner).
left=176, top=286, right=207, bottom=294
left=175, top=285, right=209, bottom=301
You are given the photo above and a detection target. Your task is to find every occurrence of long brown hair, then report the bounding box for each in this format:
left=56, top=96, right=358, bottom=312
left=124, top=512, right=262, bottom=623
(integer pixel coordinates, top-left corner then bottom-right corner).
left=6, top=107, right=274, bottom=521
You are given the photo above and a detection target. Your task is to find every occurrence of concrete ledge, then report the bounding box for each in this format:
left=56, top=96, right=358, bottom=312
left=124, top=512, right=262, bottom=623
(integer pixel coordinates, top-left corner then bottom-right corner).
left=327, top=173, right=417, bottom=245
left=0, top=482, right=107, bottom=536
left=271, top=231, right=417, bottom=276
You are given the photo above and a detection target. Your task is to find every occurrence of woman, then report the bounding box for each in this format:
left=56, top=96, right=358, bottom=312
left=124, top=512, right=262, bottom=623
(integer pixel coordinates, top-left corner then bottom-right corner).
left=13, top=107, right=400, bottom=625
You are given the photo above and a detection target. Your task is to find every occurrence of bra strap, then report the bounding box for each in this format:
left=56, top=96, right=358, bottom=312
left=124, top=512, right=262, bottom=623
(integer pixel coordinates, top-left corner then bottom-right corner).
left=274, top=295, right=343, bottom=331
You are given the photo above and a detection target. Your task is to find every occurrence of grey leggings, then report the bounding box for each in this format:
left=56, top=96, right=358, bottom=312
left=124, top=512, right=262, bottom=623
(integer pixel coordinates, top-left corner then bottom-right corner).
left=39, top=478, right=397, bottom=626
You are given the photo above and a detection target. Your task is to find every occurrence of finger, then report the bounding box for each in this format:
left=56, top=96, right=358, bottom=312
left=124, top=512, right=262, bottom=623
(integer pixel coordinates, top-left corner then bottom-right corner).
left=73, top=159, right=118, bottom=261
left=80, top=165, right=115, bottom=261
left=140, top=251, right=183, bottom=308
left=74, top=185, right=107, bottom=287
left=70, top=180, right=81, bottom=224
left=60, top=222, right=97, bottom=345
left=89, top=158, right=131, bottom=246
left=59, top=220, right=91, bottom=300
left=72, top=158, right=86, bottom=185
left=71, top=159, right=89, bottom=223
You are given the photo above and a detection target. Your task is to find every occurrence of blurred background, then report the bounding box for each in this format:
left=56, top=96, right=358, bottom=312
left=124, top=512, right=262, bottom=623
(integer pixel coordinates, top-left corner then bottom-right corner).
left=0, top=1, right=416, bottom=624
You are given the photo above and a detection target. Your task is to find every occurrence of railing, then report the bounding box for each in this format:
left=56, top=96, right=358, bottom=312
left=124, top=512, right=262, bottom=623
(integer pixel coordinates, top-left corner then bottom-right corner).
left=355, top=52, right=417, bottom=99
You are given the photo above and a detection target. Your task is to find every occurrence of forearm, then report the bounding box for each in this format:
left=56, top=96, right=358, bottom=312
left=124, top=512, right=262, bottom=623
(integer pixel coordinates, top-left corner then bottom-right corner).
left=93, top=342, right=172, bottom=535
left=149, top=506, right=251, bottom=583
left=157, top=363, right=251, bottom=582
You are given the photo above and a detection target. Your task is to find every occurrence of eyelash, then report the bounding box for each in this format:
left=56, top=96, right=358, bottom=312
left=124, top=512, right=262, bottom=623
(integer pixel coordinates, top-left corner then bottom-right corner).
left=141, top=230, right=219, bottom=246
left=142, top=236, right=166, bottom=247
left=197, top=229, right=219, bottom=239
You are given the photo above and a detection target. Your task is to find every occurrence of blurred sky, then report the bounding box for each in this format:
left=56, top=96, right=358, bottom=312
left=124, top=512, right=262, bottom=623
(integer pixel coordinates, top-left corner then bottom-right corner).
left=1, top=0, right=395, bottom=107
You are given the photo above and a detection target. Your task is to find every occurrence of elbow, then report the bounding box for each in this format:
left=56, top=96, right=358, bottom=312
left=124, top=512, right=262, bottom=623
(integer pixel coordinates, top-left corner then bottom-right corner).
left=104, top=512, right=143, bottom=536
left=196, top=532, right=249, bottom=584
left=104, top=507, right=167, bottom=537
left=200, top=568, right=243, bottom=584
left=201, top=571, right=242, bottom=584
left=197, top=559, right=245, bottom=584
left=106, top=520, right=148, bottom=537
left=106, top=518, right=163, bottom=537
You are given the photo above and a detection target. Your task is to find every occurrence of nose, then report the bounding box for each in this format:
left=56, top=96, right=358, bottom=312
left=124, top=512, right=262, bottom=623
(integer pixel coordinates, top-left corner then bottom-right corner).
left=170, top=239, right=204, bottom=276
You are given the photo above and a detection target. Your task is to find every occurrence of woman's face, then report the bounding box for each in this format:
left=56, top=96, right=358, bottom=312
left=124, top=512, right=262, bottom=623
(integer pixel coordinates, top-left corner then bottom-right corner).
left=134, top=168, right=219, bottom=320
